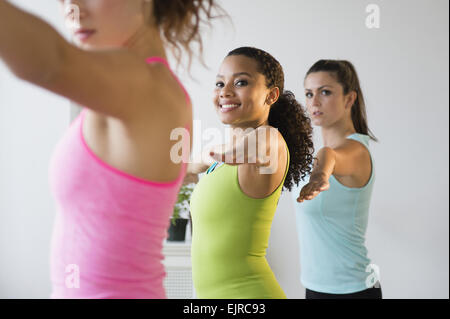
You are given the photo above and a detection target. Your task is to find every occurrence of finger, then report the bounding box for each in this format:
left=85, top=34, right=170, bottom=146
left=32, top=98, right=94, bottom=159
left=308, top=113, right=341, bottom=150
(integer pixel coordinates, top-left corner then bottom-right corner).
left=302, top=187, right=315, bottom=197
left=298, top=187, right=308, bottom=199
left=305, top=192, right=319, bottom=200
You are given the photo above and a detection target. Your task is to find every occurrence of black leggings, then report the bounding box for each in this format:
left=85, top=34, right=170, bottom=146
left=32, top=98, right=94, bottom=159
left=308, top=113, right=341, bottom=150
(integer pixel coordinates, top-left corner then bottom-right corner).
left=306, top=284, right=382, bottom=299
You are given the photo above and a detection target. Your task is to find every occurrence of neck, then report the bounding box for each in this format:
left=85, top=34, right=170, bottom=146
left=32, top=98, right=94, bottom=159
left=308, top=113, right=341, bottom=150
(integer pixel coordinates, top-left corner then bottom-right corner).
left=124, top=25, right=167, bottom=60
left=321, top=117, right=356, bottom=148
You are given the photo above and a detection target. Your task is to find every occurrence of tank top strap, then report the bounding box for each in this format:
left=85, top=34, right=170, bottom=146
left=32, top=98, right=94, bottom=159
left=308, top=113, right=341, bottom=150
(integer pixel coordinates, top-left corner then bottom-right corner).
left=145, top=56, right=170, bottom=66
left=346, top=133, right=370, bottom=150
left=281, top=137, right=290, bottom=181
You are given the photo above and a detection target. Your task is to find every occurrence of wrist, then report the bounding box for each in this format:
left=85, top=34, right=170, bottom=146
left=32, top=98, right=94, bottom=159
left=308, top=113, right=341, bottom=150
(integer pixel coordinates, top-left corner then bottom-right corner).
left=310, top=170, right=329, bottom=179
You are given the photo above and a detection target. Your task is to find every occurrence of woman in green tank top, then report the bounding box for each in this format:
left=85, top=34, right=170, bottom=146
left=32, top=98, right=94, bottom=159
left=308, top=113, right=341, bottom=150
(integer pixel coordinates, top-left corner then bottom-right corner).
left=187, top=47, right=314, bottom=299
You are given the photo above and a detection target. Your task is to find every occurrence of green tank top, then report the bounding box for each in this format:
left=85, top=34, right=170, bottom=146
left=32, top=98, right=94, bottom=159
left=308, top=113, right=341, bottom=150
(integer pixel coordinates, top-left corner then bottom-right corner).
left=190, top=140, right=290, bottom=299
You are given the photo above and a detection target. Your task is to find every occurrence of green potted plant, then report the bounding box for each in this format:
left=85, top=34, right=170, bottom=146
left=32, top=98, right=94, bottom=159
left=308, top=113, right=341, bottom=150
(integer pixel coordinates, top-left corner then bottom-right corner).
left=167, top=183, right=195, bottom=242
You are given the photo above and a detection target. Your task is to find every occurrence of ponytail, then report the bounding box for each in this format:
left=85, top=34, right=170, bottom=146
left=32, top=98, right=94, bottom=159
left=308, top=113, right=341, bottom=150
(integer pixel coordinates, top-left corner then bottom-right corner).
left=269, top=91, right=314, bottom=191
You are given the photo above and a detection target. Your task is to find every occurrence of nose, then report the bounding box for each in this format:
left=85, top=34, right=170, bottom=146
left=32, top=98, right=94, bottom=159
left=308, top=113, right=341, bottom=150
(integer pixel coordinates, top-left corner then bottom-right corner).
left=219, top=83, right=235, bottom=99
left=311, top=94, right=321, bottom=107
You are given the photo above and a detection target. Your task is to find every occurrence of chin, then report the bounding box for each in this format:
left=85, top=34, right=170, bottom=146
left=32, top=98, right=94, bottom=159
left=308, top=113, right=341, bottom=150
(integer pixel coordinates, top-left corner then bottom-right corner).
left=215, top=110, right=233, bottom=125
left=312, top=119, right=327, bottom=127
left=218, top=116, right=235, bottom=126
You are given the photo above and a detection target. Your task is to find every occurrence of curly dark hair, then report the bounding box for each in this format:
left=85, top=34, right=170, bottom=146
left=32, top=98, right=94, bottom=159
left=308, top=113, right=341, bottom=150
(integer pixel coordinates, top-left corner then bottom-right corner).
left=152, top=0, right=227, bottom=69
left=227, top=47, right=314, bottom=192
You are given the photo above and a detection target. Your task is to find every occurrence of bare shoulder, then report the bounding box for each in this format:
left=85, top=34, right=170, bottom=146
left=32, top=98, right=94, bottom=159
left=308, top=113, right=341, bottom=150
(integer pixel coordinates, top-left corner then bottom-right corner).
left=332, top=138, right=372, bottom=186
left=335, top=138, right=370, bottom=160
left=238, top=128, right=288, bottom=199
left=122, top=61, right=191, bottom=133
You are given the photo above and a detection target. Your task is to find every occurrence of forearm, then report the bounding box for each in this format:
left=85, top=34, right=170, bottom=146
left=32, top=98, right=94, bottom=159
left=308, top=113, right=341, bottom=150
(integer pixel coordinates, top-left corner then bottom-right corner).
left=187, top=150, right=217, bottom=174
left=187, top=162, right=210, bottom=174
left=213, top=126, right=278, bottom=167
left=311, top=147, right=336, bottom=178
left=0, top=1, right=65, bottom=83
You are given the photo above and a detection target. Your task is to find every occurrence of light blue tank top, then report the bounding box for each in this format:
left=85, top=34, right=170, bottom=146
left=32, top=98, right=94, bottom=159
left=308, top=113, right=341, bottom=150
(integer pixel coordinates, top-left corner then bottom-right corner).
left=291, top=133, right=376, bottom=294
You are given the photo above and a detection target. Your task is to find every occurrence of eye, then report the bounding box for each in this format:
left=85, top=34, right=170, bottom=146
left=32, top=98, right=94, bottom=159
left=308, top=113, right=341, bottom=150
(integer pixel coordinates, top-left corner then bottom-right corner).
left=235, top=80, right=248, bottom=87
left=215, top=81, right=224, bottom=88
left=305, top=92, right=313, bottom=98
left=321, top=90, right=331, bottom=96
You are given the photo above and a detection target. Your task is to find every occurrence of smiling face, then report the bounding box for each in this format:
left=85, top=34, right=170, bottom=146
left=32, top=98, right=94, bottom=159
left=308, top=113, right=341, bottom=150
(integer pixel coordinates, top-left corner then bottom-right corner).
left=304, top=71, right=355, bottom=128
left=58, top=0, right=147, bottom=50
left=214, top=55, right=277, bottom=128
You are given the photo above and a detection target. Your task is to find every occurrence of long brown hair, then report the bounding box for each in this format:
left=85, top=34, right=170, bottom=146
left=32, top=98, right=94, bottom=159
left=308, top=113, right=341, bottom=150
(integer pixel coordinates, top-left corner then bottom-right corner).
left=151, top=0, right=226, bottom=69
left=306, top=60, right=378, bottom=141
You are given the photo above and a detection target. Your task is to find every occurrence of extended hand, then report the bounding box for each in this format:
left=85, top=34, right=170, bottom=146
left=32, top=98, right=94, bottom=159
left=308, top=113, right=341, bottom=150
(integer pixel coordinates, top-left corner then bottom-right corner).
left=209, top=127, right=278, bottom=167
left=297, top=172, right=330, bottom=203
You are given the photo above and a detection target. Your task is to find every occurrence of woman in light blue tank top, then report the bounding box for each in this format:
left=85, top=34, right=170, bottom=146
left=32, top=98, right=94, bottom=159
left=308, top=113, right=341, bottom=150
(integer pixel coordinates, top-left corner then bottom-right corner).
left=292, top=60, right=382, bottom=299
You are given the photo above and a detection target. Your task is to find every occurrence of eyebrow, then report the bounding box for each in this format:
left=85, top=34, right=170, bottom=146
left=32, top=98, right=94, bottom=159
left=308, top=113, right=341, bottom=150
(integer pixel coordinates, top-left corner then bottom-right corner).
left=216, top=72, right=253, bottom=79
left=305, top=85, right=333, bottom=91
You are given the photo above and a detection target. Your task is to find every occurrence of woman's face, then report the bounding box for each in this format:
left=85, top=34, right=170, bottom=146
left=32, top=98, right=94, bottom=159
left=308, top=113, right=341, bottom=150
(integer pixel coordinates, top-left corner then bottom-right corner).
left=58, top=0, right=147, bottom=50
left=304, top=71, right=354, bottom=128
left=213, top=55, right=276, bottom=128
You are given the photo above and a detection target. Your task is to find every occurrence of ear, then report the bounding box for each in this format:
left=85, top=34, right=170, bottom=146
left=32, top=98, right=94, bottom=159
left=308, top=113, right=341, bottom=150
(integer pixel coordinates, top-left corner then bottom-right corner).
left=266, top=87, right=281, bottom=107
left=345, top=91, right=357, bottom=110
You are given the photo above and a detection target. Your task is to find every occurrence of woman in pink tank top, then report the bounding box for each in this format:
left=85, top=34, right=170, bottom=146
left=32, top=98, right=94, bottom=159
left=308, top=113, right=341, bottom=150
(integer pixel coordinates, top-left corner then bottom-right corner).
left=0, top=0, right=224, bottom=298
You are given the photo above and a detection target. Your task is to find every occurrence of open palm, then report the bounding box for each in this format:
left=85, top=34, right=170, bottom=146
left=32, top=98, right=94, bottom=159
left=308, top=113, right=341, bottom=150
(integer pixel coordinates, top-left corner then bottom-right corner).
left=297, top=173, right=330, bottom=203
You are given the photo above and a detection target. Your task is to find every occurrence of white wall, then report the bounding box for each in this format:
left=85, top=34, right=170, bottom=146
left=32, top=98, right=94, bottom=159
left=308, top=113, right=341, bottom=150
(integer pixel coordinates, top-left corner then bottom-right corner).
left=0, top=0, right=448, bottom=298
left=0, top=0, right=70, bottom=298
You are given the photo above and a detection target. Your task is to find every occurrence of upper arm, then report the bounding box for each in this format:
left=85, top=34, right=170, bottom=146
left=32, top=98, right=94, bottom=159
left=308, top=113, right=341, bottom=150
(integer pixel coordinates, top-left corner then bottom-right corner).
left=238, top=132, right=288, bottom=198
left=333, top=140, right=371, bottom=177
left=40, top=40, right=155, bottom=120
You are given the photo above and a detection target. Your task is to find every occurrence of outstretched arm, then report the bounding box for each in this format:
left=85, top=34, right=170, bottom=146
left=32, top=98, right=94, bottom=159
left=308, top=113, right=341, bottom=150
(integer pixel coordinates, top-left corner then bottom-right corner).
left=0, top=1, right=156, bottom=120
left=0, top=1, right=62, bottom=84
left=209, top=126, right=280, bottom=172
left=209, top=126, right=287, bottom=198
left=182, top=150, right=216, bottom=185
left=183, top=126, right=283, bottom=188
left=297, top=140, right=370, bottom=202
left=296, top=147, right=333, bottom=203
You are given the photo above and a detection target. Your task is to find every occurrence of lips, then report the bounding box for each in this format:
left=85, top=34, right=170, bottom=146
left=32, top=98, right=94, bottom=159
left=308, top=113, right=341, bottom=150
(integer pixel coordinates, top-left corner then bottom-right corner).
left=219, top=103, right=241, bottom=113
left=74, top=29, right=96, bottom=41
left=312, top=111, right=323, bottom=117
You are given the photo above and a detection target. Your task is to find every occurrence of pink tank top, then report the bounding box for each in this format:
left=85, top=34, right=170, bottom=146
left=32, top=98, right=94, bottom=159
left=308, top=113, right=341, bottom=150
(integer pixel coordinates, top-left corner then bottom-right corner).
left=48, top=57, right=191, bottom=299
